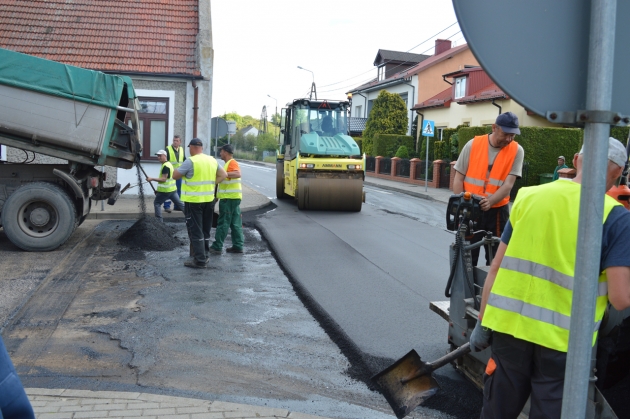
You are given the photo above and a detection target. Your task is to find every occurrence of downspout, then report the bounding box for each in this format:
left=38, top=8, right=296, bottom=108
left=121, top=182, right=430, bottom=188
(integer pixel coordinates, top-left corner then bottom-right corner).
left=491, top=98, right=502, bottom=115
left=401, top=79, right=415, bottom=136
left=355, top=92, right=368, bottom=118
left=442, top=75, right=453, bottom=85
left=192, top=80, right=199, bottom=138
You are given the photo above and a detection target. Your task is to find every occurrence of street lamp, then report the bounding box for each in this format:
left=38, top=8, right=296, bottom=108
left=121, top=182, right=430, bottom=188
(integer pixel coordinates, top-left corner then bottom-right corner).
left=267, top=94, right=277, bottom=125
left=297, top=66, right=317, bottom=99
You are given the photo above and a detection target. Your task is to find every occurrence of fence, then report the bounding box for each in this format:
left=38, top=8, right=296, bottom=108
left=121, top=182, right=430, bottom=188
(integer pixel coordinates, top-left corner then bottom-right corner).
left=366, top=156, right=376, bottom=172
left=396, top=159, right=411, bottom=177
left=439, top=159, right=451, bottom=188
left=380, top=158, right=392, bottom=175
left=413, top=160, right=433, bottom=182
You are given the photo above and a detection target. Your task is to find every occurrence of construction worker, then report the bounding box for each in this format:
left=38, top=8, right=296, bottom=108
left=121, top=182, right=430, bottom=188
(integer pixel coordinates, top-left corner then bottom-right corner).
left=470, top=137, right=630, bottom=419
left=209, top=144, right=244, bottom=254
left=452, top=112, right=524, bottom=266
left=173, top=138, right=227, bottom=268
left=553, top=155, right=569, bottom=180
left=0, top=335, right=35, bottom=418
left=163, top=135, right=185, bottom=213
left=145, top=149, right=184, bottom=222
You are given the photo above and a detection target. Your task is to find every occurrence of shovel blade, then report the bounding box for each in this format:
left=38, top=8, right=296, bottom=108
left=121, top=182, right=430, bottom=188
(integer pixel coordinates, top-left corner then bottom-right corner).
left=372, top=350, right=440, bottom=419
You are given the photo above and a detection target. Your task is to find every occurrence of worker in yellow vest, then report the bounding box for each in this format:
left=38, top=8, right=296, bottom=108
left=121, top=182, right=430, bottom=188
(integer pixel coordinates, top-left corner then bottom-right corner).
left=163, top=135, right=186, bottom=213
left=470, top=137, right=630, bottom=419
left=453, top=112, right=525, bottom=266
left=146, top=149, right=184, bottom=221
left=173, top=138, right=227, bottom=268
left=209, top=144, right=244, bottom=254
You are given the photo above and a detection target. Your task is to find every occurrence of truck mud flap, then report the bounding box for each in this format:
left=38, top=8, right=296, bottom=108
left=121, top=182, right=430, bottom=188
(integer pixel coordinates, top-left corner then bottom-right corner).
left=107, top=183, right=121, bottom=205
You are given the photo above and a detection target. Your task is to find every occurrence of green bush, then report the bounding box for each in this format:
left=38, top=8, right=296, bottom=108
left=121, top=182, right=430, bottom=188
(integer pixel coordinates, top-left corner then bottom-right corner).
left=352, top=137, right=363, bottom=154
left=441, top=128, right=458, bottom=159
left=373, top=134, right=414, bottom=157
left=434, top=141, right=447, bottom=160
left=457, top=126, right=493, bottom=153
left=610, top=127, right=630, bottom=144
left=363, top=91, right=409, bottom=155
left=395, top=146, right=409, bottom=159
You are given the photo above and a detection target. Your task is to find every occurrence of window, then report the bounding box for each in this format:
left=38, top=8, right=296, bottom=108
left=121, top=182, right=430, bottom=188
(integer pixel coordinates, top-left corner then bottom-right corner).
left=367, top=100, right=374, bottom=116
left=131, top=98, right=169, bottom=161
left=454, top=77, right=467, bottom=99
left=378, top=66, right=385, bottom=81
left=399, top=92, right=408, bottom=108
left=354, top=105, right=362, bottom=117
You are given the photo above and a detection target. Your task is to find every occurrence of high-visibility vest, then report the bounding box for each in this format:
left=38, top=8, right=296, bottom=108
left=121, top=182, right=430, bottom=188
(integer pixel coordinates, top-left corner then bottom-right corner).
left=482, top=180, right=621, bottom=352
left=180, top=154, right=218, bottom=203
left=463, top=135, right=518, bottom=208
left=167, top=145, right=185, bottom=169
left=217, top=158, right=242, bottom=200
left=156, top=161, right=177, bottom=193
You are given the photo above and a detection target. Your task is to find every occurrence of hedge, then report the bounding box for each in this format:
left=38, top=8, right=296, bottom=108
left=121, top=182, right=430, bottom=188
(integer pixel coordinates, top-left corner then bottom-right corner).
left=373, top=134, right=414, bottom=158
left=457, top=126, right=492, bottom=153
left=352, top=136, right=363, bottom=154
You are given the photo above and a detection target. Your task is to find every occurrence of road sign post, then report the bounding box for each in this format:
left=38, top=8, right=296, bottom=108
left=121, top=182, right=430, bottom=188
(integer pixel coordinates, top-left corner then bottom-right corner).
left=452, top=1, right=624, bottom=418
left=422, top=120, right=435, bottom=192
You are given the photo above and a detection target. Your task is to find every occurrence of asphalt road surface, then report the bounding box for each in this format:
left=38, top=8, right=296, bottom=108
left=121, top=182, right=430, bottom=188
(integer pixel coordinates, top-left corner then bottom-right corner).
left=242, top=162, right=484, bottom=418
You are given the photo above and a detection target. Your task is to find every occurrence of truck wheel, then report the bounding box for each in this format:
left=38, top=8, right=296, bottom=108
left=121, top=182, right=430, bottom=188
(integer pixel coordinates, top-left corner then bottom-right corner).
left=1, top=182, right=77, bottom=251
left=276, top=162, right=287, bottom=199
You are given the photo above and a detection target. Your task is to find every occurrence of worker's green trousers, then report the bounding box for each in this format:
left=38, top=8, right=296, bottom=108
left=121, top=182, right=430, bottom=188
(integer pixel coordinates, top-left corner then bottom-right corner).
left=211, top=199, right=244, bottom=250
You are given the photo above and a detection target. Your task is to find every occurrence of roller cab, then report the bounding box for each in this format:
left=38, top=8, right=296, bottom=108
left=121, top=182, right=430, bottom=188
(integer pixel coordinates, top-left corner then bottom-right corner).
left=276, top=99, right=365, bottom=211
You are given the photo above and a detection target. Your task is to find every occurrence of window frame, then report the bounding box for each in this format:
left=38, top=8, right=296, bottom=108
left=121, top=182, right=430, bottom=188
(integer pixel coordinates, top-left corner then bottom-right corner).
left=126, top=96, right=170, bottom=161
left=454, top=76, right=467, bottom=99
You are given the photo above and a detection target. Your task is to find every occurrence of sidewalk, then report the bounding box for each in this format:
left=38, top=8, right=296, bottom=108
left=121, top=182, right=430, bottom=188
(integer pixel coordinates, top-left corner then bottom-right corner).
left=26, top=388, right=330, bottom=419
left=86, top=184, right=271, bottom=220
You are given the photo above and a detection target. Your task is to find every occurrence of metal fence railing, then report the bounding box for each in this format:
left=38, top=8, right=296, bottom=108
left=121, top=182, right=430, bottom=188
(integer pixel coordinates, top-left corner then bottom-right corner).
left=379, top=158, right=392, bottom=175
left=439, top=159, right=452, bottom=188
left=413, top=160, right=433, bottom=181
left=396, top=159, right=411, bottom=178
left=366, top=156, right=376, bottom=172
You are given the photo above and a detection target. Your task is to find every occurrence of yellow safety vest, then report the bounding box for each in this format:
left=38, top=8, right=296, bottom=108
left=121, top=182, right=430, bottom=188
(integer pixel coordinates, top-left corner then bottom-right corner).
left=156, top=161, right=177, bottom=193
left=483, top=180, right=620, bottom=352
left=217, top=158, right=242, bottom=200
left=167, top=145, right=184, bottom=169
left=181, top=154, right=218, bottom=203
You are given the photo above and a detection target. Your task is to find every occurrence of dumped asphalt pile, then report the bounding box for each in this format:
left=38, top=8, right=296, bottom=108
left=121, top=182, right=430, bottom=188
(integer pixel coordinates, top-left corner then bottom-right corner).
left=118, top=216, right=181, bottom=251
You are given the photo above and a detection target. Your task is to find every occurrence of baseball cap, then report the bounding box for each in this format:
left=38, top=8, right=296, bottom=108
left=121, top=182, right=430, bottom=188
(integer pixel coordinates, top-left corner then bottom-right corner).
left=221, top=144, right=233, bottom=154
left=579, top=137, right=628, bottom=168
left=155, top=149, right=167, bottom=156
left=188, top=138, right=203, bottom=147
left=558, top=156, right=565, bottom=160
left=495, top=112, right=521, bottom=135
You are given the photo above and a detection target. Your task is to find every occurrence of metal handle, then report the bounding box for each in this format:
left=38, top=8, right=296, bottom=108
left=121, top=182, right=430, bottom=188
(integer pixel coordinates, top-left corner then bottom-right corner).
left=117, top=106, right=135, bottom=113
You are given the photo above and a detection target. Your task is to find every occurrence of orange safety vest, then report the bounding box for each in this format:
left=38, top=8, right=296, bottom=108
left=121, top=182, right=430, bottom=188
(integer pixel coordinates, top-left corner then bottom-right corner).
left=463, top=134, right=518, bottom=208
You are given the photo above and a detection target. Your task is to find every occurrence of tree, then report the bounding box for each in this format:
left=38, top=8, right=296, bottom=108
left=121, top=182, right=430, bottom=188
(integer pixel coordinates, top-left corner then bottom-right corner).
left=256, top=132, right=278, bottom=159
left=271, top=112, right=281, bottom=127
left=363, top=91, right=408, bottom=155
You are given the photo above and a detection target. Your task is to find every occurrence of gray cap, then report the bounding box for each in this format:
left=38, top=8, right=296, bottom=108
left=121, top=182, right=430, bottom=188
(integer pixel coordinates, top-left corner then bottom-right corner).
left=155, top=149, right=167, bottom=156
left=579, top=137, right=628, bottom=168
left=495, top=112, right=520, bottom=135
left=558, top=156, right=565, bottom=161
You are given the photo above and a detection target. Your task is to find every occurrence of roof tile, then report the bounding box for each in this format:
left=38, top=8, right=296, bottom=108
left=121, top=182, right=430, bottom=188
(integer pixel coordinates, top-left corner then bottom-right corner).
left=0, top=0, right=201, bottom=76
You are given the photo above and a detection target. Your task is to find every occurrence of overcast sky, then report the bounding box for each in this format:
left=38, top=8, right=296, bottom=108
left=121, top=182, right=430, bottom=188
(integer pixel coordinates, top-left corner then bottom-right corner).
left=210, top=0, right=463, bottom=119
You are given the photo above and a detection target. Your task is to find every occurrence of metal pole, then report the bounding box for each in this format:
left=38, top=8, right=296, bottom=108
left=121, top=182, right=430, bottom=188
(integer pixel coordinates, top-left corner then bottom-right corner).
left=561, top=1, right=616, bottom=419
left=425, top=135, right=429, bottom=192
left=215, top=117, right=218, bottom=157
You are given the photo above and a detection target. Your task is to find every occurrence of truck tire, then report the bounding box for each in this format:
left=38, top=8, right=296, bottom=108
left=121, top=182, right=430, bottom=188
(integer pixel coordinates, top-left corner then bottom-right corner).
left=1, top=182, right=77, bottom=251
left=276, top=162, right=287, bottom=199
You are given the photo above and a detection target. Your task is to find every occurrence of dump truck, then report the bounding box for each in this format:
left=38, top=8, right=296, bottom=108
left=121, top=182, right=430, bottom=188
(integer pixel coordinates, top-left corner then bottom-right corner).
left=0, top=48, right=141, bottom=251
left=276, top=98, right=365, bottom=211
left=374, top=192, right=629, bottom=418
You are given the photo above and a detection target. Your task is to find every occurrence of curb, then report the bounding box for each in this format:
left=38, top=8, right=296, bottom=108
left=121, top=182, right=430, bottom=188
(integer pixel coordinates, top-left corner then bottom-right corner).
left=363, top=180, right=451, bottom=204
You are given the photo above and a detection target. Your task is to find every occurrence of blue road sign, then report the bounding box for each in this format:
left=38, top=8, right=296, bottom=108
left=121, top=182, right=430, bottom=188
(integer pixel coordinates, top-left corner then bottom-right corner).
left=422, top=120, right=435, bottom=137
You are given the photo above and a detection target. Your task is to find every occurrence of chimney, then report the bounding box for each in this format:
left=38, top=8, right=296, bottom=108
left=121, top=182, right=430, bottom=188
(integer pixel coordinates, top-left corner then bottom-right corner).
left=435, top=39, right=452, bottom=55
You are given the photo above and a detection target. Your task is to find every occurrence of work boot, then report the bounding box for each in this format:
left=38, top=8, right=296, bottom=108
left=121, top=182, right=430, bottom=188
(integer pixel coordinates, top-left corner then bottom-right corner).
left=226, top=247, right=243, bottom=254
left=184, top=260, right=206, bottom=269
left=164, top=207, right=172, bottom=213
left=208, top=247, right=222, bottom=255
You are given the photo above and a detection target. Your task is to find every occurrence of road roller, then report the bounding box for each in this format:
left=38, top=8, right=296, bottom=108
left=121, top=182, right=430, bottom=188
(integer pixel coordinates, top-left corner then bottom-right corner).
left=276, top=98, right=365, bottom=211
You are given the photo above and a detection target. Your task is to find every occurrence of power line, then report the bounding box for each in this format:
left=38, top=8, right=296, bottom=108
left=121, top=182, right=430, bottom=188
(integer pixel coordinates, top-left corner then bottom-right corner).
left=317, top=22, right=460, bottom=89
left=317, top=30, right=463, bottom=95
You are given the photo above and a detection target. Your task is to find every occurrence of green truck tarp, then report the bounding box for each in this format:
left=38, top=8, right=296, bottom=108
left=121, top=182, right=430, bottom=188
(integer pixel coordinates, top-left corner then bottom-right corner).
left=0, top=47, right=128, bottom=110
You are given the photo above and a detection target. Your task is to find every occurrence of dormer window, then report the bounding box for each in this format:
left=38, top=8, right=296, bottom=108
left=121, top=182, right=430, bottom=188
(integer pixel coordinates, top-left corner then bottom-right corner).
left=378, top=65, right=385, bottom=81
left=454, top=76, right=467, bottom=99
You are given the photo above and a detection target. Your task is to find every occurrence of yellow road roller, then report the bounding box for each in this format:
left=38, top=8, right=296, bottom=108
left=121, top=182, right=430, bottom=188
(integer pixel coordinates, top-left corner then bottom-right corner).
left=276, top=98, right=365, bottom=211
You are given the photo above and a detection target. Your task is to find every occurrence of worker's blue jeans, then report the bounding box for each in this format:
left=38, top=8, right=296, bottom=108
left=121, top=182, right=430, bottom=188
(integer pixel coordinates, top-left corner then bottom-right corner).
left=163, top=179, right=182, bottom=210
left=0, top=336, right=35, bottom=419
left=154, top=190, right=184, bottom=220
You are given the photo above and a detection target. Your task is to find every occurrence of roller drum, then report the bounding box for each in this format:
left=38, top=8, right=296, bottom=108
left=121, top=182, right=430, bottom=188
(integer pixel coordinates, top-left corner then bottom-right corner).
left=297, top=175, right=363, bottom=211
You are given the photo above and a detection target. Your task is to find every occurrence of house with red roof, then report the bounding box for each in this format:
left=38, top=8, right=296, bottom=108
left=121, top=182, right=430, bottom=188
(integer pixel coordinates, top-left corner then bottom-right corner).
left=412, top=66, right=558, bottom=141
left=0, top=0, right=213, bottom=192
left=347, top=40, right=478, bottom=137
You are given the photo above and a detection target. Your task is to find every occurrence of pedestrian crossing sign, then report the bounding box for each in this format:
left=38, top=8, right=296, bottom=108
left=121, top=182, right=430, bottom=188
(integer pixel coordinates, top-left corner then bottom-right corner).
left=422, top=120, right=435, bottom=137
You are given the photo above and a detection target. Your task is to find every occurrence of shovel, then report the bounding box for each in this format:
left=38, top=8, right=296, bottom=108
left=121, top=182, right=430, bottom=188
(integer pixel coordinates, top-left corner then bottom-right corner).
left=371, top=342, right=471, bottom=419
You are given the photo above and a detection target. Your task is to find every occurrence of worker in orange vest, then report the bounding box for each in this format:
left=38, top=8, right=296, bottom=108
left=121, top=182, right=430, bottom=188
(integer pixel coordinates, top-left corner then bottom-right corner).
left=452, top=112, right=525, bottom=266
